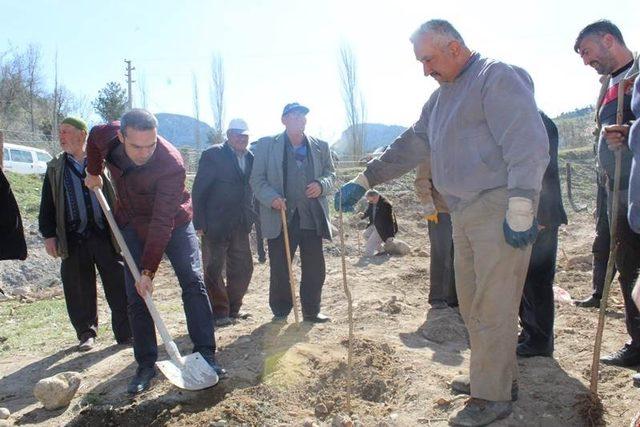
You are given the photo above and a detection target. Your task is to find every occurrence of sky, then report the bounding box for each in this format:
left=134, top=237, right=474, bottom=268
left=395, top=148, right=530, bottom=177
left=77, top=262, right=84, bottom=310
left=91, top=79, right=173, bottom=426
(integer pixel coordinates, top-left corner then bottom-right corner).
left=2, top=0, right=639, bottom=142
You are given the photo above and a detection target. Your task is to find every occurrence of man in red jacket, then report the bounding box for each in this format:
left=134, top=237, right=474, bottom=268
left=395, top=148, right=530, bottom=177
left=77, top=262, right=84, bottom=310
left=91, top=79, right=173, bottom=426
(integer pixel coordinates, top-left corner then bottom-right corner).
left=84, top=109, right=224, bottom=395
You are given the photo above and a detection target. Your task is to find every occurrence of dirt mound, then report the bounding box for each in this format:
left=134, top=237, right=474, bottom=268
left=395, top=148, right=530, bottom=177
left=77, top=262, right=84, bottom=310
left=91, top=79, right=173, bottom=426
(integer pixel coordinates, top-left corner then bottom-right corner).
left=418, top=308, right=468, bottom=345
left=311, top=338, right=400, bottom=412
left=151, top=338, right=403, bottom=426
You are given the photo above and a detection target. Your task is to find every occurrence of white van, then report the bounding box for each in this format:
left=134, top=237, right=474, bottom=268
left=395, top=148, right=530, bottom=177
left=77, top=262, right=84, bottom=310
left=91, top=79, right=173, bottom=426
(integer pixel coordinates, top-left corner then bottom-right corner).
left=2, top=143, right=53, bottom=175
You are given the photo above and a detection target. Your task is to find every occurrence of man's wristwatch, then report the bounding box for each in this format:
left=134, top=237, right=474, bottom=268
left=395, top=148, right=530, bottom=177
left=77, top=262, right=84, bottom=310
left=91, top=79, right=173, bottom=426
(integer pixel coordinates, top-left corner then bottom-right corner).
left=141, top=269, right=155, bottom=280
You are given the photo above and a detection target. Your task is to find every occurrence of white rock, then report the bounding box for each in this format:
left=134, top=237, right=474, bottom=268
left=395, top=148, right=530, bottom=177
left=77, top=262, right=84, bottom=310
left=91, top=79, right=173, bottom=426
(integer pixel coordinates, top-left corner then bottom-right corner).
left=0, top=408, right=9, bottom=419
left=383, top=239, right=411, bottom=256
left=332, top=413, right=353, bottom=427
left=33, top=371, right=82, bottom=410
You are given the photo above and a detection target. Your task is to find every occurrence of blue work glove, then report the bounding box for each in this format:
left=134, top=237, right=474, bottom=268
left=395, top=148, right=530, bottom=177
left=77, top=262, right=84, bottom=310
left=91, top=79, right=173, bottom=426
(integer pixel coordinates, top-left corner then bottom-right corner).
left=503, top=197, right=539, bottom=248
left=335, top=182, right=366, bottom=212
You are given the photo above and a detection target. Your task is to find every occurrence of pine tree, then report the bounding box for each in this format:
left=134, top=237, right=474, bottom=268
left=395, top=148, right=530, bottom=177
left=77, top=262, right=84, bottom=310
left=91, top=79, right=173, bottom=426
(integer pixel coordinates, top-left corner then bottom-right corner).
left=93, top=82, right=127, bottom=122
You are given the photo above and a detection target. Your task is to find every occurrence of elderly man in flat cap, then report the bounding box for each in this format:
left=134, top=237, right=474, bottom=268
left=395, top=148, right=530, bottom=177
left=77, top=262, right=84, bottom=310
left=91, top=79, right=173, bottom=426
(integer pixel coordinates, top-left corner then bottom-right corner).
left=39, top=116, right=131, bottom=352
left=250, top=103, right=336, bottom=323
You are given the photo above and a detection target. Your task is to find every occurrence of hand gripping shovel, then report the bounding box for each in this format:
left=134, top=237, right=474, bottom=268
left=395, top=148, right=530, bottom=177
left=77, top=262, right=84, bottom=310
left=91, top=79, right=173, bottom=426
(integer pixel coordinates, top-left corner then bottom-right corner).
left=94, top=188, right=218, bottom=390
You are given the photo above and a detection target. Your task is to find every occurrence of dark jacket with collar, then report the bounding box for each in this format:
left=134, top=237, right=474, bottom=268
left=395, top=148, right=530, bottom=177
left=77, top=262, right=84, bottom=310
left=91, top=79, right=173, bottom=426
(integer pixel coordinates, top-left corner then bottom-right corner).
left=192, top=143, right=255, bottom=239
left=39, top=152, right=119, bottom=259
left=0, top=168, right=27, bottom=261
left=362, top=195, right=398, bottom=242
left=537, top=111, right=568, bottom=227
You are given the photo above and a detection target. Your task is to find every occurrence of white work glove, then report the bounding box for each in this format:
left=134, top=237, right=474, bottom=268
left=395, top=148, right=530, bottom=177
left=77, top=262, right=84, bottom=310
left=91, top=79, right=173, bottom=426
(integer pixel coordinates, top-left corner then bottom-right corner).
left=503, top=197, right=538, bottom=248
left=505, top=197, right=534, bottom=231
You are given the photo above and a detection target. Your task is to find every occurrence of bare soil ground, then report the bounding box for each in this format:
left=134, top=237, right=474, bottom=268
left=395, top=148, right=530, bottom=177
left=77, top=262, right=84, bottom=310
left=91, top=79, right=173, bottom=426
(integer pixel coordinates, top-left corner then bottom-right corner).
left=1, top=152, right=639, bottom=426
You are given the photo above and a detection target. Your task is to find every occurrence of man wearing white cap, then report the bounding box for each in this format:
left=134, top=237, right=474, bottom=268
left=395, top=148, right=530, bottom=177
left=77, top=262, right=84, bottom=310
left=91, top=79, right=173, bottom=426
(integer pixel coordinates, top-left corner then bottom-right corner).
left=192, top=118, right=256, bottom=327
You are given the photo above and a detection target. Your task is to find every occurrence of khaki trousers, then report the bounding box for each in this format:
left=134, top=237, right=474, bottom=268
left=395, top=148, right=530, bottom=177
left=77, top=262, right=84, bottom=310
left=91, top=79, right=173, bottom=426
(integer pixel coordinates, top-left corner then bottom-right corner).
left=451, top=187, right=533, bottom=402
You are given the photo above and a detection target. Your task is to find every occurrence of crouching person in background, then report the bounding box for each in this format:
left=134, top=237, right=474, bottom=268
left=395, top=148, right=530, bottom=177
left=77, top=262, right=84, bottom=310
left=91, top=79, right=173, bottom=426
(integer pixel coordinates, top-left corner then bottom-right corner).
left=360, top=189, right=397, bottom=257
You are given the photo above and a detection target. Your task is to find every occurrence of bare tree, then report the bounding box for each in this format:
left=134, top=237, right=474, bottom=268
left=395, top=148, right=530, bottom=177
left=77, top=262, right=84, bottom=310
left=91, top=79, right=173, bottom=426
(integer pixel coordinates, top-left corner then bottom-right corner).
left=51, top=49, right=59, bottom=138
left=23, top=44, right=42, bottom=132
left=338, top=43, right=366, bottom=160
left=192, top=72, right=202, bottom=151
left=209, top=52, right=225, bottom=145
left=0, top=48, right=24, bottom=128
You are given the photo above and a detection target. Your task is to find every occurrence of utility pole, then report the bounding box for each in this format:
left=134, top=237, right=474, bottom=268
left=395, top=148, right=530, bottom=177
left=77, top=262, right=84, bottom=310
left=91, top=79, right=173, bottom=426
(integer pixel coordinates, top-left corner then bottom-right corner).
left=124, top=59, right=135, bottom=110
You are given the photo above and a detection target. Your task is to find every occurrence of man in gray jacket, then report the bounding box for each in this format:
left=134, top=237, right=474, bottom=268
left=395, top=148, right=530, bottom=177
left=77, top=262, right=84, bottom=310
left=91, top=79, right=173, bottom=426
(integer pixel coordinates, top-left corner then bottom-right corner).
left=336, top=20, right=549, bottom=426
left=250, top=103, right=336, bottom=323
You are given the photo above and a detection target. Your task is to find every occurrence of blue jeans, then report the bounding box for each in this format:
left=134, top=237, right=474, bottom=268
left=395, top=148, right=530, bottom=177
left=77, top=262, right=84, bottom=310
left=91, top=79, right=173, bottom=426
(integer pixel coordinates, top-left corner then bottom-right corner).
left=121, top=222, right=215, bottom=368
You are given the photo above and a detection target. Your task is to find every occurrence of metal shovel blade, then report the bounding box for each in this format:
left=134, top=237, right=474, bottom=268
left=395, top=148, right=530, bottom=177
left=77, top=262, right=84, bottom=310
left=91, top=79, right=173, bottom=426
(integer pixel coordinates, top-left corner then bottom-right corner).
left=155, top=352, right=219, bottom=391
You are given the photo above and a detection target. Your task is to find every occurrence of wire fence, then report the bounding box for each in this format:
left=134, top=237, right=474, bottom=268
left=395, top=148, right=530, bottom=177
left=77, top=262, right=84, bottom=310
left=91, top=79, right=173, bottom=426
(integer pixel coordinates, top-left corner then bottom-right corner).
left=0, top=128, right=59, bottom=155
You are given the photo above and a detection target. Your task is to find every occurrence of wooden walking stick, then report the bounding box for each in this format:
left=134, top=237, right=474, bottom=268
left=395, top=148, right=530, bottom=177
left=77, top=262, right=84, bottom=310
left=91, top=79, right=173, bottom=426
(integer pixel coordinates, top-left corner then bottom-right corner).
left=589, top=79, right=626, bottom=396
left=280, top=208, right=301, bottom=324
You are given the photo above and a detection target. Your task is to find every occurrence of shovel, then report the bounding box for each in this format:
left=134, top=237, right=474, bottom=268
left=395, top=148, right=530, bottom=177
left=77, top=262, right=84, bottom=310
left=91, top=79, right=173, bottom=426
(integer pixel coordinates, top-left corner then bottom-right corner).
left=94, top=188, right=218, bottom=391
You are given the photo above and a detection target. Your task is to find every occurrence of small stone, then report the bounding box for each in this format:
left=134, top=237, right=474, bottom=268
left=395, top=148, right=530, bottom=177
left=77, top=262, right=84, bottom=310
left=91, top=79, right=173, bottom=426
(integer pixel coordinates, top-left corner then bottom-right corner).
left=332, top=413, right=353, bottom=427
left=314, top=403, right=328, bottom=418
left=0, top=408, right=9, bottom=419
left=302, top=418, right=319, bottom=427
left=33, top=372, right=82, bottom=410
left=211, top=421, right=227, bottom=427
left=435, top=397, right=450, bottom=406
left=383, top=239, right=411, bottom=256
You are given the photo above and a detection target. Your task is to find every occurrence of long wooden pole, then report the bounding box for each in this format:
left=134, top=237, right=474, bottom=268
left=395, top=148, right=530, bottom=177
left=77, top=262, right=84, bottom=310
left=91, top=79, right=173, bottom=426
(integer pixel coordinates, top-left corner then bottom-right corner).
left=589, top=81, right=626, bottom=394
left=280, top=208, right=300, bottom=323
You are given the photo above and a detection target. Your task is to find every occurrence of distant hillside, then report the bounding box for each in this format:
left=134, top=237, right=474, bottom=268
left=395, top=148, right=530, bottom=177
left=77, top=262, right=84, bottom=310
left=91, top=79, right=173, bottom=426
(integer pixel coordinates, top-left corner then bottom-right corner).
left=156, top=113, right=213, bottom=149
left=553, top=106, right=595, bottom=149
left=332, top=123, right=406, bottom=156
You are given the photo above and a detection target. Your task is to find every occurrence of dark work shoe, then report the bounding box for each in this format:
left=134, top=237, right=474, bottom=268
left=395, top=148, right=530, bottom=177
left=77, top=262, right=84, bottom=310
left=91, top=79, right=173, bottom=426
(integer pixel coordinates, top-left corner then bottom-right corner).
left=272, top=315, right=288, bottom=323
left=127, top=366, right=156, bottom=395
left=633, top=373, right=639, bottom=387
left=517, top=342, right=553, bottom=358
left=116, top=337, right=133, bottom=346
left=78, top=337, right=95, bottom=352
left=451, top=375, right=518, bottom=402
left=214, top=317, right=235, bottom=327
left=303, top=313, right=331, bottom=323
left=574, top=296, right=600, bottom=308
left=204, top=356, right=228, bottom=379
left=230, top=311, right=251, bottom=320
left=429, top=300, right=449, bottom=309
left=449, top=398, right=513, bottom=426
left=600, top=344, right=640, bottom=367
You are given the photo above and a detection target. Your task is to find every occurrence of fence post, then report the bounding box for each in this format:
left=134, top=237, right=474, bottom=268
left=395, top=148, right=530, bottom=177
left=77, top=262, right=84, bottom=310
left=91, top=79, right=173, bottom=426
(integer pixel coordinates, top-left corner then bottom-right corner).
left=0, top=130, right=3, bottom=170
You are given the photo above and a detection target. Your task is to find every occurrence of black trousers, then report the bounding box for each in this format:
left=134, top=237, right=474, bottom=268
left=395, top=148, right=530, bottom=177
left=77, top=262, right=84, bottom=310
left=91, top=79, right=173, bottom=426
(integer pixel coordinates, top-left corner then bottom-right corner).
left=267, top=217, right=325, bottom=318
left=255, top=220, right=266, bottom=261
left=592, top=183, right=612, bottom=300
left=60, top=230, right=131, bottom=342
left=519, top=226, right=559, bottom=353
left=427, top=213, right=457, bottom=305
left=609, top=190, right=640, bottom=349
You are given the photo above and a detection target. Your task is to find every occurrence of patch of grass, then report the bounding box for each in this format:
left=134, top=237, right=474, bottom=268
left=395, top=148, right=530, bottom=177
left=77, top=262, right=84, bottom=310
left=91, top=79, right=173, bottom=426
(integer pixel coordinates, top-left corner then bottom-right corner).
left=81, top=392, right=104, bottom=407
left=4, top=171, right=44, bottom=222
left=0, top=298, right=104, bottom=355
